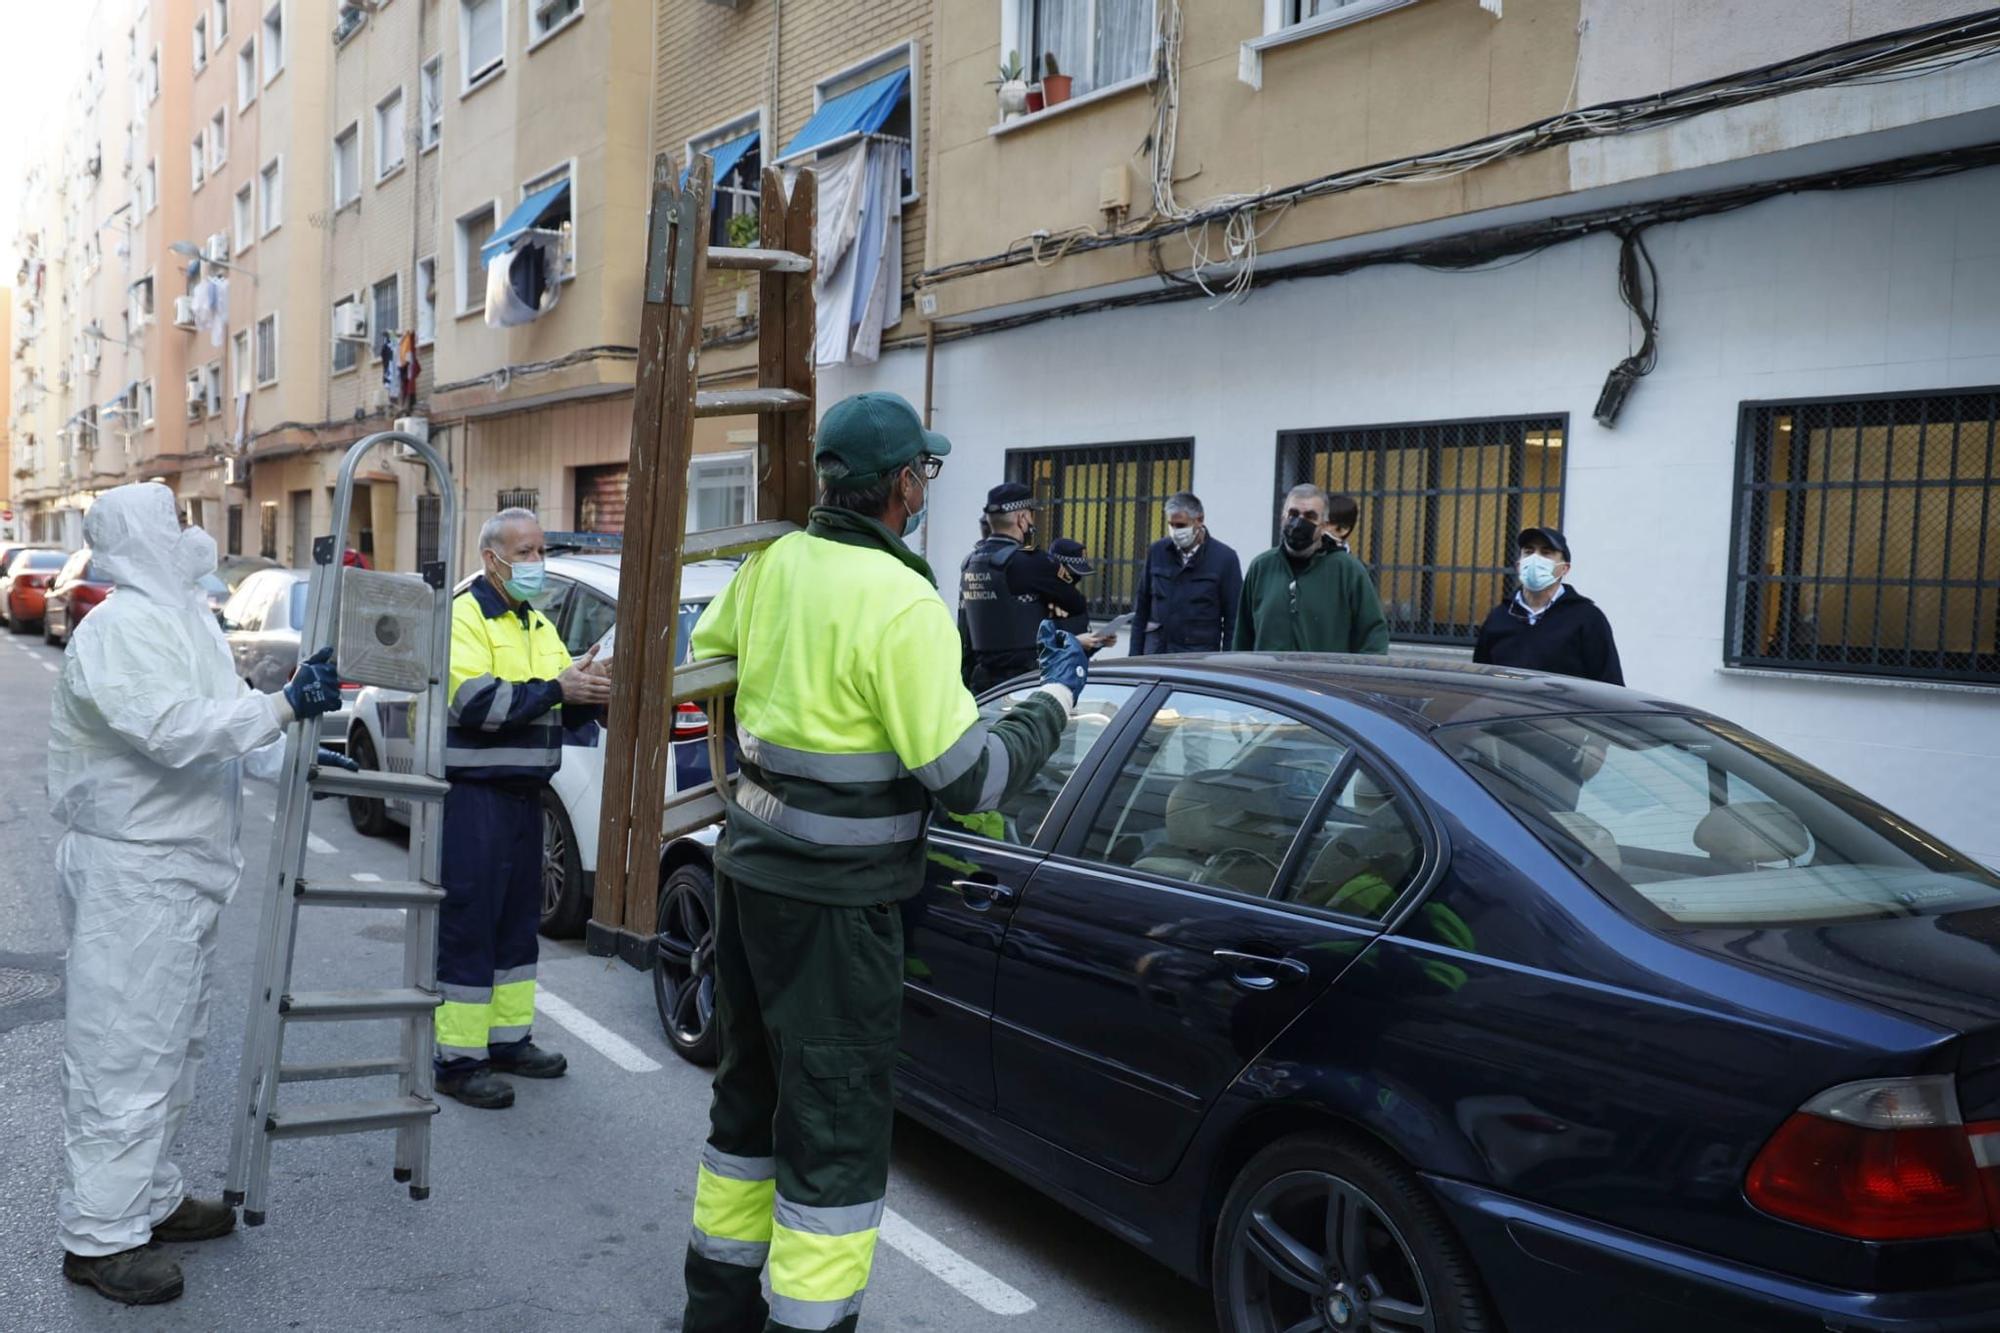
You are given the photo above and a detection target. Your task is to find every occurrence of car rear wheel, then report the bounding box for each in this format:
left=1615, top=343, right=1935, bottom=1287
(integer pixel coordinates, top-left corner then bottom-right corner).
left=4, top=600, right=24, bottom=634
left=345, top=731, right=392, bottom=837
left=538, top=790, right=588, bottom=939
left=1213, top=1134, right=1492, bottom=1333
left=653, top=862, right=718, bottom=1067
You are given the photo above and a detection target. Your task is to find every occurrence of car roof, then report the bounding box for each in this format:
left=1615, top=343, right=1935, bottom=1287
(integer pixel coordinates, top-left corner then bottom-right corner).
left=1082, top=652, right=1687, bottom=731
left=546, top=552, right=736, bottom=603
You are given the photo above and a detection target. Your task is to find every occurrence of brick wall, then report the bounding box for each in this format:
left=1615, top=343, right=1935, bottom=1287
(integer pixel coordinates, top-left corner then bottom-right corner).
left=654, top=0, right=932, bottom=355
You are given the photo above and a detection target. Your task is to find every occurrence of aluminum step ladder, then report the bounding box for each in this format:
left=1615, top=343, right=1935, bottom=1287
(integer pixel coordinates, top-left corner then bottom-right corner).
left=589, top=154, right=820, bottom=962
left=225, top=430, right=459, bottom=1224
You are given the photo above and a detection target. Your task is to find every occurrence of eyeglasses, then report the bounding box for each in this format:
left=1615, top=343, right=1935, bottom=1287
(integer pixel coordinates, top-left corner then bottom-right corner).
left=913, top=455, right=944, bottom=480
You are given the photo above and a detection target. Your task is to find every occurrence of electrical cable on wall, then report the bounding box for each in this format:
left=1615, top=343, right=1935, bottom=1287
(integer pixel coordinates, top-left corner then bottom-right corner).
left=914, top=10, right=2000, bottom=299
left=1593, top=227, right=1659, bottom=428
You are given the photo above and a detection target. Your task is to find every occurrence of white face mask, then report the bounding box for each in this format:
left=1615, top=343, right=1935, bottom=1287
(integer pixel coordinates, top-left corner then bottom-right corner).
left=1168, top=524, right=1200, bottom=552
left=1519, top=553, right=1563, bottom=593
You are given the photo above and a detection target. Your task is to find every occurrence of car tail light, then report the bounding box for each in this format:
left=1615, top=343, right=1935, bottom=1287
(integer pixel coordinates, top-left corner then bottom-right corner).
left=1746, top=1076, right=1999, bottom=1240
left=672, top=701, right=709, bottom=742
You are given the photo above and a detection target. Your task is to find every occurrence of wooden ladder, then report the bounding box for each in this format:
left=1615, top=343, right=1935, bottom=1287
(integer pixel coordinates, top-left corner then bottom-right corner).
left=587, top=155, right=817, bottom=964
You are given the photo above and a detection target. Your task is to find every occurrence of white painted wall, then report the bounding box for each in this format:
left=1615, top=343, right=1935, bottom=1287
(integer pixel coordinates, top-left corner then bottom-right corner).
left=826, top=164, right=2000, bottom=867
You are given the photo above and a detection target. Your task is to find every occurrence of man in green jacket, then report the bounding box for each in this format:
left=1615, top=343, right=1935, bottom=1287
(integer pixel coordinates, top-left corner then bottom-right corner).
left=1233, top=484, right=1389, bottom=654
left=678, top=391, right=1083, bottom=1333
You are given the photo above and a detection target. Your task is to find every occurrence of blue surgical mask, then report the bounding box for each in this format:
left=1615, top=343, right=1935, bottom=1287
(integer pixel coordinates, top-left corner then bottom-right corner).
left=901, top=471, right=928, bottom=539
left=1519, top=554, right=1561, bottom=593
left=496, top=554, right=548, bottom=602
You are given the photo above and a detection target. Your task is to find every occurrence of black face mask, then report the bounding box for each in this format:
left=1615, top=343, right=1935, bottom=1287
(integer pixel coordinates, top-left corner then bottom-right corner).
left=1282, top=516, right=1321, bottom=554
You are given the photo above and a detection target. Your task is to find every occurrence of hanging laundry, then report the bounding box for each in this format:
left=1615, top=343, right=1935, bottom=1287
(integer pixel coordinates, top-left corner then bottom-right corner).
left=379, top=334, right=396, bottom=395
left=795, top=138, right=904, bottom=368
left=398, top=331, right=419, bottom=403
left=483, top=234, right=561, bottom=328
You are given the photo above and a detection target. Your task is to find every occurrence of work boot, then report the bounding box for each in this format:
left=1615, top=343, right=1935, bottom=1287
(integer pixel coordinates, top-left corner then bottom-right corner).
left=490, top=1042, right=567, bottom=1079
left=63, top=1246, right=185, bottom=1305
left=151, top=1197, right=236, bottom=1243
left=435, top=1069, right=515, bottom=1109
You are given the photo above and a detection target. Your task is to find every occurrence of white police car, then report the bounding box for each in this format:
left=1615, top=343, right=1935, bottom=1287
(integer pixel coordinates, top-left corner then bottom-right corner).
left=343, top=537, right=738, bottom=938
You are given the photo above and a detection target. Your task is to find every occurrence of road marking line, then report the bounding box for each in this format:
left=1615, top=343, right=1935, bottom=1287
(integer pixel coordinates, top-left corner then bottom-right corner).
left=879, top=1209, right=1038, bottom=1316
left=350, top=872, right=383, bottom=882
left=534, top=988, right=663, bottom=1073
left=40, top=661, right=57, bottom=673
left=306, top=833, right=339, bottom=854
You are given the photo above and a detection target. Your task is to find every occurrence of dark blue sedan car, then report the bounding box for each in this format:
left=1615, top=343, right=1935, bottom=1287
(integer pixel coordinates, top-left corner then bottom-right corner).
left=654, top=655, right=2000, bottom=1333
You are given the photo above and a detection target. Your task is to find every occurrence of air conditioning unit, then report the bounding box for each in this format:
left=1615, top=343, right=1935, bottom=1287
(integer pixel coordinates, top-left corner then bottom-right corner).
left=334, top=304, right=367, bottom=340
left=185, top=379, right=206, bottom=418
left=173, top=295, right=198, bottom=329
left=205, top=232, right=230, bottom=263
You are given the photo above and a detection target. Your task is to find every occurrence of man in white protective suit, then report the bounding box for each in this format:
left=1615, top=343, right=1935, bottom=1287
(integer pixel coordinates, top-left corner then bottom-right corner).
left=46, top=482, right=344, bottom=1305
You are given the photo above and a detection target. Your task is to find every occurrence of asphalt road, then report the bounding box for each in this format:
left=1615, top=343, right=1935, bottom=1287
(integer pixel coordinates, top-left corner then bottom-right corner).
left=0, top=628, right=1213, bottom=1332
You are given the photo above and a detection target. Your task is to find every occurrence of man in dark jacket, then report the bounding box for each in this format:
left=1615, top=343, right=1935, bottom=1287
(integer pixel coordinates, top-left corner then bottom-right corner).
left=1132, top=492, right=1241, bottom=655
left=958, top=483, right=1086, bottom=691
left=1473, top=527, right=1624, bottom=685
left=1234, top=485, right=1388, bottom=654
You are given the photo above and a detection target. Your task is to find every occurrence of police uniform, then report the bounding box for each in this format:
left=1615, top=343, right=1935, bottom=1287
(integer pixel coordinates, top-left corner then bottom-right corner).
left=680, top=394, right=1067, bottom=1333
left=957, top=483, right=1085, bottom=693
left=435, top=576, right=593, bottom=1086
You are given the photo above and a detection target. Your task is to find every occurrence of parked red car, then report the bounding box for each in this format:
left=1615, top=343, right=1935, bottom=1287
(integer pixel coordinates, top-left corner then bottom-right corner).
left=3, top=548, right=73, bottom=633
left=43, top=549, right=114, bottom=646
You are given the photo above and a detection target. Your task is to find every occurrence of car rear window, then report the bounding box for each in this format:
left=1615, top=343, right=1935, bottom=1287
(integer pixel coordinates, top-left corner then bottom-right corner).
left=22, top=550, right=67, bottom=572
left=1442, top=712, right=2000, bottom=927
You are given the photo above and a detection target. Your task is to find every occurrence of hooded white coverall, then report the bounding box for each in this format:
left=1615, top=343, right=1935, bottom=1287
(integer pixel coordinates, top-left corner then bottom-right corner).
left=47, top=483, right=291, bottom=1257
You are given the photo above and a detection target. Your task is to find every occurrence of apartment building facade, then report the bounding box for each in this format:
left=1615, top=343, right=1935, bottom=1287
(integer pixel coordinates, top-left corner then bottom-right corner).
left=807, top=0, right=2000, bottom=867
left=653, top=0, right=934, bottom=530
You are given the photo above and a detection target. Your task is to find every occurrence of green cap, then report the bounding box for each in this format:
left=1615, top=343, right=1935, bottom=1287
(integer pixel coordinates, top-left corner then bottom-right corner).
left=814, top=392, right=951, bottom=483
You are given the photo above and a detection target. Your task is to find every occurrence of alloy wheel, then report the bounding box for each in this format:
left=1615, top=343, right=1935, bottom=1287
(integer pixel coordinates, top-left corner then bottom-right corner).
left=1228, top=1169, right=1435, bottom=1333
left=541, top=805, right=568, bottom=918
left=652, top=878, right=715, bottom=1048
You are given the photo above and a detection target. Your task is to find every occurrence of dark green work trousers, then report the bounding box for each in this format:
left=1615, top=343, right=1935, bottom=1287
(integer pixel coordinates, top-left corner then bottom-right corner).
left=682, top=872, right=904, bottom=1333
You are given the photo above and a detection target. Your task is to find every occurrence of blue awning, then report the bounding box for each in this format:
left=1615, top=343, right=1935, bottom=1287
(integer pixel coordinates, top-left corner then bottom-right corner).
left=779, top=67, right=909, bottom=160
left=681, top=131, right=759, bottom=190
left=482, top=179, right=571, bottom=263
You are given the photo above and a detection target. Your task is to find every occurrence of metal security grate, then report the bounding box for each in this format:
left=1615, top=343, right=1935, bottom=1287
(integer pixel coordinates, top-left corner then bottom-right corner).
left=1277, top=416, right=1566, bottom=646
left=1729, top=391, right=2000, bottom=685
left=1007, top=440, right=1194, bottom=619
left=497, top=487, right=540, bottom=514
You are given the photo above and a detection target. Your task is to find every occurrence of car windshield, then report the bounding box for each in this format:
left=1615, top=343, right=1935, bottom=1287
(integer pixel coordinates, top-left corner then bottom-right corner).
left=1441, top=712, right=2000, bottom=927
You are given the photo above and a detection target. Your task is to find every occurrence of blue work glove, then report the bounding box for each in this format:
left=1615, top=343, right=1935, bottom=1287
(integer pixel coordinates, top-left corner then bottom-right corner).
left=283, top=647, right=342, bottom=720
left=1036, top=621, right=1088, bottom=702
left=316, top=747, right=359, bottom=772
left=310, top=746, right=360, bottom=799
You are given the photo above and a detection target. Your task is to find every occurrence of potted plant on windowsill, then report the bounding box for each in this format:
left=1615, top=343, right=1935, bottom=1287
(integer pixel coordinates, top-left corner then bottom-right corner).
left=994, top=50, right=1029, bottom=122
left=1041, top=52, right=1073, bottom=107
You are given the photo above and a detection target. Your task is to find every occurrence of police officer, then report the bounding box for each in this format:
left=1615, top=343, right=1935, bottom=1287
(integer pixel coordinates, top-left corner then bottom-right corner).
left=1046, top=538, right=1116, bottom=654
left=679, top=392, right=1082, bottom=1333
left=958, top=482, right=1086, bottom=691
left=433, top=508, right=610, bottom=1110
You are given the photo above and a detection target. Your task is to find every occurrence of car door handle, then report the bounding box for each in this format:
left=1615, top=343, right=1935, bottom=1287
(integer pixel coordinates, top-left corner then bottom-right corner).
left=950, top=879, right=1016, bottom=912
left=1213, top=950, right=1311, bottom=991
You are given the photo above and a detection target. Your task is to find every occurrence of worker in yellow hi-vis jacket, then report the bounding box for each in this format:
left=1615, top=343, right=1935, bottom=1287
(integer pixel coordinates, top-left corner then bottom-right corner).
left=680, top=392, right=1085, bottom=1333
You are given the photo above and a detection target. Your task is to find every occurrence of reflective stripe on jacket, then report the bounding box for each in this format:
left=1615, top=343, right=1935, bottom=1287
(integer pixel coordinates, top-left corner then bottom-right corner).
left=445, top=577, right=574, bottom=782
left=689, top=506, right=1066, bottom=906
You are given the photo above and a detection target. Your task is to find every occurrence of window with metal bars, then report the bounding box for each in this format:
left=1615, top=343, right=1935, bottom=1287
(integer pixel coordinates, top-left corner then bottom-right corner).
left=497, top=487, right=540, bottom=514
left=1728, top=390, right=2000, bottom=686
left=1006, top=440, right=1193, bottom=619
left=1276, top=416, right=1566, bottom=646
left=227, top=504, right=243, bottom=557
left=416, top=495, right=441, bottom=570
